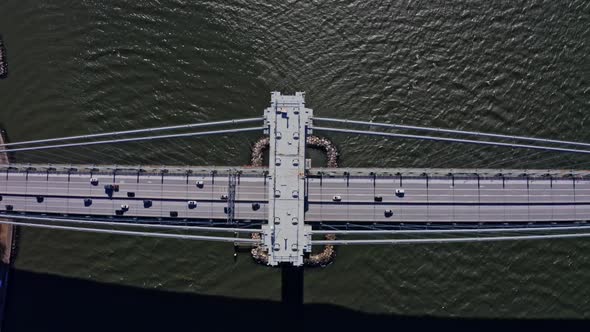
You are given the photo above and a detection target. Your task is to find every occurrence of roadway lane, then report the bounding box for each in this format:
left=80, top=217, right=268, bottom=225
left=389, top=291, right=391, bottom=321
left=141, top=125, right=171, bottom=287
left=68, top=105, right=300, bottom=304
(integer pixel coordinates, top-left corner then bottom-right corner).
left=1, top=195, right=268, bottom=220
left=305, top=176, right=590, bottom=222
left=0, top=171, right=268, bottom=220
left=3, top=172, right=590, bottom=223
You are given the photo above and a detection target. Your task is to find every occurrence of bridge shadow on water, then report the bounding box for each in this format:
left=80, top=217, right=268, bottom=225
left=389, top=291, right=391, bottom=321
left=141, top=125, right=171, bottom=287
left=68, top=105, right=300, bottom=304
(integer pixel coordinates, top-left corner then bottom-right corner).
left=2, top=268, right=587, bottom=331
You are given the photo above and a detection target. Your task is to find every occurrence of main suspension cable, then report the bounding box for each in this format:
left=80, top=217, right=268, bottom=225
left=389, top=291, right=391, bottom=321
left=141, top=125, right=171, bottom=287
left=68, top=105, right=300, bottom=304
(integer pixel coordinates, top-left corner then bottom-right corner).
left=0, top=118, right=264, bottom=147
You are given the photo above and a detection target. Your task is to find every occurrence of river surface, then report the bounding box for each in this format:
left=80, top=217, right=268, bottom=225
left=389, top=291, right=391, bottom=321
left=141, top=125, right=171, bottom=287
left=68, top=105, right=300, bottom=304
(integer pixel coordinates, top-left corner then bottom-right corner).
left=0, top=0, right=590, bottom=325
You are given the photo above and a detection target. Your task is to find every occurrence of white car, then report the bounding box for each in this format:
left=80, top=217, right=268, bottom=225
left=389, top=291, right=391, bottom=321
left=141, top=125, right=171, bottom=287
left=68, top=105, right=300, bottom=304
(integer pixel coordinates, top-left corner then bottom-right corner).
left=332, top=195, right=342, bottom=202
left=120, top=204, right=129, bottom=212
left=395, top=189, right=405, bottom=197
left=196, top=180, right=204, bottom=188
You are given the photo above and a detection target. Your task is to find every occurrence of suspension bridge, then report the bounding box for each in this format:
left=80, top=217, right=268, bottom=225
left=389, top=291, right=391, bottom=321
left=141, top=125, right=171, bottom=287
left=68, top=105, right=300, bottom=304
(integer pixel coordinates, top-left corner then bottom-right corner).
left=1, top=91, right=590, bottom=267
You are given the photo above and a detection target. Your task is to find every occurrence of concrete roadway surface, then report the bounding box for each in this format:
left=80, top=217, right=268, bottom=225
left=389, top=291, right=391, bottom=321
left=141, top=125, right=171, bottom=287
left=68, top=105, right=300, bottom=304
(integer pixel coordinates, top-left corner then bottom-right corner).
left=0, top=171, right=268, bottom=220
left=0, top=171, right=589, bottom=223
left=306, top=176, right=590, bottom=222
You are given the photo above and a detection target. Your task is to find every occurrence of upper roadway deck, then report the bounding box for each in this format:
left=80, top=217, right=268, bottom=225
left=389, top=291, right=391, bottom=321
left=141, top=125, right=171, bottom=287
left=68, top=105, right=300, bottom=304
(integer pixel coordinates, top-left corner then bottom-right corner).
left=1, top=164, right=589, bottom=224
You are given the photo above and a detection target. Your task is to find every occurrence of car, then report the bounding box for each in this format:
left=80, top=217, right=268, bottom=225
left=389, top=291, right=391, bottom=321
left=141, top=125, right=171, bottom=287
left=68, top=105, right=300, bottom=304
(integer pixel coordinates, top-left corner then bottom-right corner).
left=292, top=190, right=299, bottom=198
left=220, top=194, right=228, bottom=201
left=374, top=196, right=383, bottom=202
left=196, top=180, right=204, bottom=189
left=127, top=192, right=135, bottom=198
left=276, top=132, right=282, bottom=139
left=115, top=209, right=124, bottom=216
left=143, top=200, right=152, bottom=208
left=293, top=132, right=300, bottom=140
left=188, top=201, right=197, bottom=209
left=120, top=204, right=129, bottom=212
left=292, top=159, right=299, bottom=166
left=104, top=184, right=119, bottom=196
left=36, top=196, right=44, bottom=203
left=395, top=189, right=405, bottom=198
left=170, top=211, right=178, bottom=217
left=83, top=198, right=92, bottom=207
left=90, top=177, right=99, bottom=186
left=104, top=185, right=115, bottom=197
left=5, top=205, right=13, bottom=211
left=251, top=203, right=260, bottom=211
left=332, top=195, right=342, bottom=202
left=384, top=209, right=393, bottom=217
left=273, top=243, right=280, bottom=251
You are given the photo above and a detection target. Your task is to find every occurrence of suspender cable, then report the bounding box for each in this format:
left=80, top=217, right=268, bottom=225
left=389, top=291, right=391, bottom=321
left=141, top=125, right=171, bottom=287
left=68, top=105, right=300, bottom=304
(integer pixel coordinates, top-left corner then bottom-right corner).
left=0, top=118, right=264, bottom=147
left=0, top=127, right=265, bottom=153
left=314, top=127, right=590, bottom=155
left=313, top=117, right=590, bottom=148
left=0, top=220, right=261, bottom=244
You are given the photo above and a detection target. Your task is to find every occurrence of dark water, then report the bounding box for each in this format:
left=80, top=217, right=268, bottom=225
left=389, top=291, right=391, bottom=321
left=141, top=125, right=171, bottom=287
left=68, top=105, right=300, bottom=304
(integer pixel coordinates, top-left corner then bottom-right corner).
left=1, top=0, right=590, bottom=327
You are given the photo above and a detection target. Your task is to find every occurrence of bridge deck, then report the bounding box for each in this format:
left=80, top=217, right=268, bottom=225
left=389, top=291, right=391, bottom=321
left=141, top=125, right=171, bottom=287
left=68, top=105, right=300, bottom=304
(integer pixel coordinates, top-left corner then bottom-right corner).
left=0, top=170, right=589, bottom=223
left=0, top=171, right=268, bottom=221
left=307, top=176, right=590, bottom=222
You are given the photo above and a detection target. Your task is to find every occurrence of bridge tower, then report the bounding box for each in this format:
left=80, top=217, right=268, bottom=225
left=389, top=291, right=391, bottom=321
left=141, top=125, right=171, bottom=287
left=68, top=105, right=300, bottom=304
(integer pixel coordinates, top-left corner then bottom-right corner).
left=262, top=92, right=313, bottom=266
